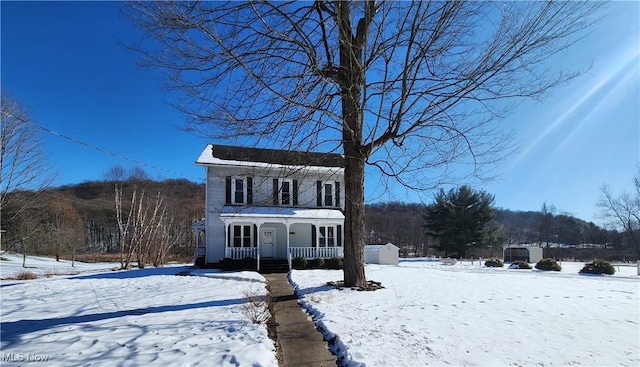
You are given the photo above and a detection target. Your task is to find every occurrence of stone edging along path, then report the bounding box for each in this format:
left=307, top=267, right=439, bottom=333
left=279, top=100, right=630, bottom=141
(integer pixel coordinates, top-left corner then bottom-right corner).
left=264, top=273, right=337, bottom=367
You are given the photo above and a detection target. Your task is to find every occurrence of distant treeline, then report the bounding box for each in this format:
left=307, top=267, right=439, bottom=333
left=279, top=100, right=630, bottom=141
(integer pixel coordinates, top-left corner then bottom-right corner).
left=1, top=179, right=634, bottom=263
left=365, top=202, right=634, bottom=261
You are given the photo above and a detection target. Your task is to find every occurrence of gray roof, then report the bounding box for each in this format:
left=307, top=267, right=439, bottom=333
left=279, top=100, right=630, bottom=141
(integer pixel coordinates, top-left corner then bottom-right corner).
left=210, top=145, right=344, bottom=168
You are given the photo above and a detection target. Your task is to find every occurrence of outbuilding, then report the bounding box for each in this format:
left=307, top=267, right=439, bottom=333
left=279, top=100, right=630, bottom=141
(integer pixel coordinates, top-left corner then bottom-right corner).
left=503, top=245, right=543, bottom=263
left=364, top=243, right=400, bottom=266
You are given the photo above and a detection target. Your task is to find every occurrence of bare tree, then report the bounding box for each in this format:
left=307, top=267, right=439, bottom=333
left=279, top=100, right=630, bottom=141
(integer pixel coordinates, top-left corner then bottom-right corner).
left=598, top=171, right=640, bottom=256
left=126, top=1, right=601, bottom=286
left=115, top=183, right=165, bottom=269
left=128, top=166, right=150, bottom=182
left=1, top=93, right=56, bottom=249
left=115, top=183, right=135, bottom=268
left=46, top=196, right=85, bottom=265
left=149, top=211, right=184, bottom=267
left=2, top=201, right=45, bottom=267
left=104, top=165, right=127, bottom=182
left=133, top=190, right=164, bottom=268
left=539, top=202, right=557, bottom=248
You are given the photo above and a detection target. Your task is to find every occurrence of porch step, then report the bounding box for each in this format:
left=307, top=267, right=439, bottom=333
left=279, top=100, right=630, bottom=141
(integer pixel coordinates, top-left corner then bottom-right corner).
left=260, top=259, right=289, bottom=274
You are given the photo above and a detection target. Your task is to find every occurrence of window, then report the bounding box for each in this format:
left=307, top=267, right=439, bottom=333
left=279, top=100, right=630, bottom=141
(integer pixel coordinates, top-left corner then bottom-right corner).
left=273, top=178, right=298, bottom=206
left=318, top=225, right=338, bottom=247
left=282, top=181, right=291, bottom=205
left=226, top=176, right=252, bottom=205
left=234, top=179, right=244, bottom=204
left=324, top=183, right=333, bottom=207
left=232, top=224, right=253, bottom=248
left=316, top=181, right=340, bottom=207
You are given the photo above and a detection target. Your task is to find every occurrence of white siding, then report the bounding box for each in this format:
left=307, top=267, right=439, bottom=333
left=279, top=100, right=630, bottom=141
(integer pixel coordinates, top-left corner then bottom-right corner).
left=289, top=223, right=313, bottom=247
left=205, top=168, right=226, bottom=262
left=202, top=159, right=344, bottom=264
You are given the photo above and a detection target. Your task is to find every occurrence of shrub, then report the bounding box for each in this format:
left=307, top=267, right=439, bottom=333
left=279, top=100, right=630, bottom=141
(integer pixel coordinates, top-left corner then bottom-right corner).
left=535, top=258, right=562, bottom=271
left=219, top=258, right=236, bottom=271
left=307, top=258, right=325, bottom=269
left=14, top=271, right=39, bottom=280
left=508, top=259, right=531, bottom=270
left=291, top=257, right=307, bottom=270
left=579, top=259, right=615, bottom=275
left=240, top=286, right=271, bottom=324
left=240, top=257, right=257, bottom=270
left=484, top=258, right=504, bottom=267
left=323, top=257, right=343, bottom=270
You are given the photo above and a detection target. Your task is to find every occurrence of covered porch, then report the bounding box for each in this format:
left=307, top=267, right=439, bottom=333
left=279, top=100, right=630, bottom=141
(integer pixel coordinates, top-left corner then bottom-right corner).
left=220, top=206, right=344, bottom=271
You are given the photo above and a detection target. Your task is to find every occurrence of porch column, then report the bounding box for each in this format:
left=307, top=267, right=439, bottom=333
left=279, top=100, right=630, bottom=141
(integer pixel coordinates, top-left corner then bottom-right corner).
left=285, top=221, right=291, bottom=264
left=223, top=221, right=229, bottom=258
left=255, top=220, right=264, bottom=272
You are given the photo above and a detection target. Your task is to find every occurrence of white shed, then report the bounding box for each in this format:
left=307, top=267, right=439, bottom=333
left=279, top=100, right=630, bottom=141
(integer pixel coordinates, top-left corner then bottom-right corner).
left=364, top=243, right=399, bottom=265
left=503, top=245, right=544, bottom=263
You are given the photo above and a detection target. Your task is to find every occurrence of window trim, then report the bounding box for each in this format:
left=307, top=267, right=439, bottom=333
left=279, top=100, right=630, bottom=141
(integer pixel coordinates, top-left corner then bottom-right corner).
left=281, top=179, right=292, bottom=205
left=231, top=224, right=254, bottom=248
left=273, top=178, right=298, bottom=206
left=317, top=224, right=341, bottom=248
left=317, top=180, right=340, bottom=207
left=227, top=176, right=252, bottom=205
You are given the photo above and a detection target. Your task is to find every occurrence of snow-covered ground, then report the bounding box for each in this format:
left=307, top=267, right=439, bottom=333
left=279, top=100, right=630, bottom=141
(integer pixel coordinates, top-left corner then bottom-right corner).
left=0, top=253, right=122, bottom=279
left=291, top=259, right=640, bottom=367
left=2, top=254, right=638, bottom=366
left=1, top=253, right=277, bottom=367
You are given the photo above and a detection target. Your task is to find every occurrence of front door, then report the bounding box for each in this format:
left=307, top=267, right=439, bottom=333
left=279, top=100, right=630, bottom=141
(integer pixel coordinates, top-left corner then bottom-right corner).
left=261, top=228, right=276, bottom=258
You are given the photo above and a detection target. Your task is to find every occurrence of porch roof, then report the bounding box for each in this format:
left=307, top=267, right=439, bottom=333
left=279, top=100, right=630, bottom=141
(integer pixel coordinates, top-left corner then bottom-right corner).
left=220, top=206, right=344, bottom=222
left=191, top=219, right=206, bottom=229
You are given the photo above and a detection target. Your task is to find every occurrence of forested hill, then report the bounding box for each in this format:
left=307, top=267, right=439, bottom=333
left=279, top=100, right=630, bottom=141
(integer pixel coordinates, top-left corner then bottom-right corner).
left=52, top=178, right=206, bottom=222
left=2, top=179, right=206, bottom=258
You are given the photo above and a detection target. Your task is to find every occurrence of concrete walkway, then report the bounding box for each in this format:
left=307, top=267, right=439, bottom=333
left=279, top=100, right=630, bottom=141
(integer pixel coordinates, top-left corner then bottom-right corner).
left=264, top=273, right=337, bottom=367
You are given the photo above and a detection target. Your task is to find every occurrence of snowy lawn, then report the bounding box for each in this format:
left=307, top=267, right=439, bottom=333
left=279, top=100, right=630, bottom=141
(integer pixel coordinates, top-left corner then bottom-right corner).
left=0, top=253, right=121, bottom=279
left=291, top=259, right=640, bottom=367
left=1, top=254, right=277, bottom=366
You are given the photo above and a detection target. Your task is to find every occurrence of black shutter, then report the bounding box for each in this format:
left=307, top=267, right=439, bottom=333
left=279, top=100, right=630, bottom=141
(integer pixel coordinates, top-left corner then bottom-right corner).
left=293, top=179, right=298, bottom=206
left=225, top=176, right=231, bottom=205
left=247, top=177, right=253, bottom=204
left=337, top=225, right=342, bottom=247
left=311, top=225, right=317, bottom=247
left=254, top=224, right=258, bottom=247
left=272, top=178, right=279, bottom=205
left=316, top=181, right=322, bottom=206
left=335, top=181, right=341, bottom=207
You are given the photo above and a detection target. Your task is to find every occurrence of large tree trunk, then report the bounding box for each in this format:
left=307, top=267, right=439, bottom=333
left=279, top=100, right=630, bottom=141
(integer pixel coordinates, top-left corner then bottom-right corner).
left=343, top=144, right=367, bottom=288
left=337, top=1, right=369, bottom=288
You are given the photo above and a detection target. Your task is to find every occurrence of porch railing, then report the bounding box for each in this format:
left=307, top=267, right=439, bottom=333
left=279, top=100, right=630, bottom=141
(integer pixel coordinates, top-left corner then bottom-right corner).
left=289, top=246, right=344, bottom=259
left=225, top=247, right=258, bottom=259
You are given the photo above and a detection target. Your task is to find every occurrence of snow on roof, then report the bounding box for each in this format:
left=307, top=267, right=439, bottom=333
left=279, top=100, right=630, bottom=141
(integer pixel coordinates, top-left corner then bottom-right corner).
left=365, top=243, right=398, bottom=251
left=220, top=206, right=344, bottom=220
left=196, top=144, right=344, bottom=172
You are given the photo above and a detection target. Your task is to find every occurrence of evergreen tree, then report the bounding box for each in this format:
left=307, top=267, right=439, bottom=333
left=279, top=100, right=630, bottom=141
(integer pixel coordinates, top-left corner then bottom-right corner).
left=424, top=186, right=497, bottom=258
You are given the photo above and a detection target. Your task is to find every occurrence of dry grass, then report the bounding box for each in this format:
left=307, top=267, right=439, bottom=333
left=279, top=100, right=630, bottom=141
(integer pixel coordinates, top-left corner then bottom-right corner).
left=12, top=271, right=39, bottom=280
left=73, top=253, right=122, bottom=263
left=73, top=253, right=193, bottom=264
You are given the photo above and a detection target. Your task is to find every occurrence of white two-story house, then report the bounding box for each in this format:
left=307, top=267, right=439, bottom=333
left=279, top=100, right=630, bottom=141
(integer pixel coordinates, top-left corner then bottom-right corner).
left=193, top=144, right=345, bottom=269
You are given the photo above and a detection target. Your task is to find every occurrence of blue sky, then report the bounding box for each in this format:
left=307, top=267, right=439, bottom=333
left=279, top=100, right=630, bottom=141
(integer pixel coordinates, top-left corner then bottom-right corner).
left=2, top=1, right=638, bottom=225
